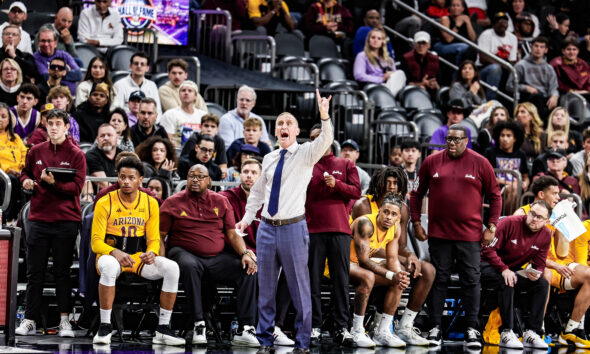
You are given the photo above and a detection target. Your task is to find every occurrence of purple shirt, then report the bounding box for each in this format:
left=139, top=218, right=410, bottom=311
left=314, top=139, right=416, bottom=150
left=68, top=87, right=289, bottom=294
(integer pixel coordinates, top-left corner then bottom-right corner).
left=11, top=107, right=38, bottom=140
left=33, top=50, right=82, bottom=95
left=353, top=51, right=395, bottom=84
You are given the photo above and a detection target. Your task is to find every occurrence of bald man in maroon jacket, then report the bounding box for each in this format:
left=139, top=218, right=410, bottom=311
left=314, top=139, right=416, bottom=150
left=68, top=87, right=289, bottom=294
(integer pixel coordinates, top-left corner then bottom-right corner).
left=410, top=124, right=502, bottom=347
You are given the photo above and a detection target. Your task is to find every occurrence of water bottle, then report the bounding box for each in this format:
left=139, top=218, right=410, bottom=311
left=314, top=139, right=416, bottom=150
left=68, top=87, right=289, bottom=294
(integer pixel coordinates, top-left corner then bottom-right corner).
left=16, top=306, right=24, bottom=327
left=230, top=317, right=239, bottom=340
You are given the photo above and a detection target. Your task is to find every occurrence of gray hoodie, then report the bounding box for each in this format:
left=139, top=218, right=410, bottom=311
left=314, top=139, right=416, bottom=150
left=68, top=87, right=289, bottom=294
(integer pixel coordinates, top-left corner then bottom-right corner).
left=506, top=55, right=559, bottom=98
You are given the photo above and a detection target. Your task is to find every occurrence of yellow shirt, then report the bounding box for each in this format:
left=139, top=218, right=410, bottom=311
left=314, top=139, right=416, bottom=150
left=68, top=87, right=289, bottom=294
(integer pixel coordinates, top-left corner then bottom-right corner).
left=91, top=190, right=160, bottom=256
left=350, top=212, right=396, bottom=264
left=572, top=220, right=590, bottom=266
left=0, top=132, right=27, bottom=173
left=248, top=0, right=290, bottom=18
left=350, top=194, right=379, bottom=225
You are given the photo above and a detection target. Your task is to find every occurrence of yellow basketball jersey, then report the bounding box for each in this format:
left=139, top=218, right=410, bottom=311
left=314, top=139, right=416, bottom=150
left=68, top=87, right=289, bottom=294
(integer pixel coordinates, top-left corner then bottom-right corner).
left=350, top=212, right=396, bottom=264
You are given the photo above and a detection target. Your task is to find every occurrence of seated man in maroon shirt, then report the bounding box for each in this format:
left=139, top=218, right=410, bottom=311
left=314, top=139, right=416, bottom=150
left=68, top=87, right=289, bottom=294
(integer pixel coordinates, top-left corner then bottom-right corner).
left=160, top=164, right=259, bottom=347
left=480, top=200, right=552, bottom=349
left=400, top=31, right=440, bottom=97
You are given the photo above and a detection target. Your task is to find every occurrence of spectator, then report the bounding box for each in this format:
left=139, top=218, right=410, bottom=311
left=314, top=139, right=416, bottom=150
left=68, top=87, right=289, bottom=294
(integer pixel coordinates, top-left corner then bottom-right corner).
left=480, top=204, right=551, bottom=350
left=147, top=176, right=169, bottom=201
left=546, top=106, right=582, bottom=155
left=135, top=136, right=179, bottom=182
left=430, top=99, right=472, bottom=150
left=352, top=9, right=394, bottom=58
left=113, top=53, right=162, bottom=116
left=36, top=57, right=70, bottom=105
left=410, top=124, right=502, bottom=347
left=507, top=36, right=559, bottom=122
left=550, top=37, right=590, bottom=98
left=223, top=144, right=261, bottom=185
left=161, top=164, right=259, bottom=347
left=546, top=13, right=571, bottom=61
left=0, top=58, right=22, bottom=107
left=531, top=131, right=573, bottom=177
left=578, top=153, right=590, bottom=212
left=400, top=31, right=440, bottom=96
left=226, top=117, right=272, bottom=166
left=534, top=148, right=580, bottom=195
left=0, top=102, right=26, bottom=221
left=426, top=0, right=449, bottom=19
left=126, top=90, right=144, bottom=126
left=0, top=2, right=32, bottom=54
left=477, top=12, right=518, bottom=100
left=201, top=0, right=249, bottom=31
left=305, top=124, right=361, bottom=347
left=11, top=83, right=39, bottom=142
left=47, top=86, right=80, bottom=142
left=513, top=12, right=537, bottom=43
left=339, top=139, right=370, bottom=194
left=178, top=134, right=222, bottom=180
left=389, top=145, right=402, bottom=166
left=35, top=7, right=78, bottom=59
left=0, top=25, right=39, bottom=84
left=160, top=80, right=207, bottom=147
left=16, top=109, right=85, bottom=338
left=433, top=0, right=477, bottom=66
left=580, top=29, right=590, bottom=64
left=571, top=129, right=590, bottom=177
left=182, top=114, right=228, bottom=177
left=302, top=0, right=353, bottom=41
left=506, top=0, right=540, bottom=38
left=450, top=60, right=485, bottom=109
left=218, top=86, right=271, bottom=150
left=159, top=59, right=207, bottom=113
left=27, top=103, right=52, bottom=146
left=484, top=119, right=529, bottom=213
left=75, top=56, right=116, bottom=109
left=400, top=139, right=422, bottom=196
left=78, top=0, right=124, bottom=53
left=73, top=82, right=111, bottom=143
left=477, top=106, right=510, bottom=153
left=248, top=0, right=296, bottom=36
left=84, top=123, right=122, bottom=193
left=33, top=28, right=82, bottom=94
left=90, top=157, right=185, bottom=346
left=108, top=108, right=134, bottom=152
left=465, top=0, right=490, bottom=27
left=129, top=98, right=167, bottom=147
left=514, top=102, right=546, bottom=162
left=353, top=28, right=406, bottom=96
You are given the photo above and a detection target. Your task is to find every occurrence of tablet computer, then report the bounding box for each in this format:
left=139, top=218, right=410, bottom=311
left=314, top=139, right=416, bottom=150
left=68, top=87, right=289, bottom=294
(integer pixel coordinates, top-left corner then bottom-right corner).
left=46, top=167, right=77, bottom=182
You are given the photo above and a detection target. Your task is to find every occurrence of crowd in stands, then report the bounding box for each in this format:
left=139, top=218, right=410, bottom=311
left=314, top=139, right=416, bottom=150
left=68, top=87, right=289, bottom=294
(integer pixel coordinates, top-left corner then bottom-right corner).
left=3, top=0, right=590, bottom=351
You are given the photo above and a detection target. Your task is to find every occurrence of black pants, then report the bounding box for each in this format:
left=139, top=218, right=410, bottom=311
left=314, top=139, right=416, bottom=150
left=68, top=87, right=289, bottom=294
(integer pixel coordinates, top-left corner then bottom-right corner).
left=308, top=233, right=350, bottom=329
left=168, top=247, right=257, bottom=326
left=25, top=220, right=79, bottom=321
left=428, top=237, right=481, bottom=328
left=481, top=263, right=548, bottom=332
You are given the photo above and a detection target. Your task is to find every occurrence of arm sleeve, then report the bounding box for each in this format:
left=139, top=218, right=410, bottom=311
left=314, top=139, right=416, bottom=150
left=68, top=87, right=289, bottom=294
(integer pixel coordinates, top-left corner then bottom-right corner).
left=64, top=54, right=83, bottom=82
left=145, top=197, right=160, bottom=255
left=243, top=159, right=268, bottom=224
left=482, top=157, right=502, bottom=225
left=248, top=0, right=262, bottom=18
left=548, top=67, right=559, bottom=97
left=91, top=199, right=115, bottom=255
left=53, top=150, right=86, bottom=196
left=214, top=136, right=228, bottom=165
left=303, top=5, right=328, bottom=35
left=86, top=151, right=103, bottom=175
left=302, top=117, right=334, bottom=166
left=159, top=199, right=173, bottom=239
left=159, top=111, right=176, bottom=134
left=217, top=115, right=235, bottom=151
left=531, top=230, right=550, bottom=272
left=98, top=15, right=124, bottom=47
left=574, top=228, right=590, bottom=266
left=333, top=161, right=361, bottom=199
left=20, top=148, right=34, bottom=183
left=409, top=158, right=430, bottom=222
left=77, top=11, right=92, bottom=43
left=481, top=221, right=508, bottom=272
left=159, top=85, right=175, bottom=113
left=353, top=53, right=383, bottom=83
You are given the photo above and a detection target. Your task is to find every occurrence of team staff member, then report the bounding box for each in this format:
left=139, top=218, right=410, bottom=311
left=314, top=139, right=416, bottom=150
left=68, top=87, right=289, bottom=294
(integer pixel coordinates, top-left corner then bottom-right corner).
left=305, top=123, right=361, bottom=347
left=410, top=124, right=502, bottom=347
left=91, top=157, right=184, bottom=346
left=236, top=89, right=333, bottom=352
left=16, top=109, right=86, bottom=337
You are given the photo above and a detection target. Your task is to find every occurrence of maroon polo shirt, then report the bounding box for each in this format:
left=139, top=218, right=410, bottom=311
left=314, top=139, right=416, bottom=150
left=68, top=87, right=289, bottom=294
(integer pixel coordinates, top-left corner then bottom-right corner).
left=219, top=186, right=260, bottom=253
left=160, top=189, right=236, bottom=257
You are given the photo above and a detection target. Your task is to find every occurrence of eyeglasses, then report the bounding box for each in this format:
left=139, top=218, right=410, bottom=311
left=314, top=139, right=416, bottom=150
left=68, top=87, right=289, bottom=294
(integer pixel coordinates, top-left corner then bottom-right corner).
left=49, top=64, right=66, bottom=71
left=446, top=136, right=466, bottom=144
left=9, top=8, right=24, bottom=14
left=132, top=61, right=147, bottom=67
left=529, top=210, right=548, bottom=222
left=198, top=146, right=215, bottom=154
left=2, top=32, right=19, bottom=37
left=2, top=67, right=16, bottom=72
left=187, top=174, right=209, bottom=181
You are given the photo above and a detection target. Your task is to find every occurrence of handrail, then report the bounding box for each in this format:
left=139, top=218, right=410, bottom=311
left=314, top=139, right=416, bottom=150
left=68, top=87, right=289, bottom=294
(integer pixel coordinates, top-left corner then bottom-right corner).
left=272, top=62, right=320, bottom=88
left=382, top=0, right=518, bottom=105
left=559, top=192, right=584, bottom=220
left=563, top=91, right=588, bottom=123
left=0, top=169, right=11, bottom=212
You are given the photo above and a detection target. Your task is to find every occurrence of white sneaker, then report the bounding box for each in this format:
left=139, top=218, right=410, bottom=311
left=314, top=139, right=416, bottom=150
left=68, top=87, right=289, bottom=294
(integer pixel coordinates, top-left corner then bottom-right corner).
left=15, top=319, right=36, bottom=336
left=350, top=328, right=377, bottom=348
left=500, top=329, right=523, bottom=349
left=373, top=331, right=406, bottom=348
left=192, top=322, right=207, bottom=345
left=396, top=326, right=430, bottom=346
left=523, top=329, right=548, bottom=349
left=232, top=325, right=261, bottom=347
left=153, top=324, right=186, bottom=346
left=93, top=323, right=113, bottom=345
left=273, top=326, right=294, bottom=346
left=310, top=327, right=321, bottom=346
left=58, top=318, right=75, bottom=338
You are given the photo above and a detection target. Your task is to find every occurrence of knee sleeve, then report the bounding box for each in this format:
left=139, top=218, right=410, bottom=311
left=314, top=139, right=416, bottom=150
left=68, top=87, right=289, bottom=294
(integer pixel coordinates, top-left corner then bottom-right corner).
left=97, top=255, right=121, bottom=287
left=141, top=257, right=179, bottom=293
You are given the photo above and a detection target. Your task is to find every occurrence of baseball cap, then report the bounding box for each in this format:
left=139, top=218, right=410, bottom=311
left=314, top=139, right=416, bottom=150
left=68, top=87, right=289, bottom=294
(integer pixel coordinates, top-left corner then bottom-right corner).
left=447, top=99, right=466, bottom=113
left=341, top=139, right=359, bottom=151
left=90, top=82, right=110, bottom=97
left=129, top=90, right=146, bottom=101
left=9, top=2, right=27, bottom=14
left=547, top=148, right=567, bottom=159
left=240, top=144, right=261, bottom=155
left=414, top=31, right=431, bottom=43
left=493, top=12, right=509, bottom=23
left=40, top=103, right=55, bottom=114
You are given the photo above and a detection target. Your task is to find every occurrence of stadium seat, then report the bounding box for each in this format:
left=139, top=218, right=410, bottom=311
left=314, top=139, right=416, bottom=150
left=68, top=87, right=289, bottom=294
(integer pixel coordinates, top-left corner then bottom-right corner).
left=124, top=28, right=159, bottom=69
left=150, top=72, right=169, bottom=88
left=414, top=112, right=443, bottom=141
left=364, top=84, right=399, bottom=111
left=459, top=117, right=479, bottom=142
left=436, top=86, right=450, bottom=110
left=317, top=58, right=349, bottom=84
left=110, top=70, right=130, bottom=84
left=275, top=32, right=305, bottom=58
left=398, top=85, right=435, bottom=111
left=22, top=12, right=54, bottom=38
left=309, top=35, right=340, bottom=59
left=74, top=43, right=103, bottom=70
left=107, top=45, right=137, bottom=71
left=273, top=56, right=318, bottom=86
left=206, top=102, right=227, bottom=118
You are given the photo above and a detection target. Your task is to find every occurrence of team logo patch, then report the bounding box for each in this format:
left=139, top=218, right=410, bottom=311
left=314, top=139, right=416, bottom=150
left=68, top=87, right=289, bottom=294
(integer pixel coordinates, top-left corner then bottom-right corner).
left=214, top=207, right=219, bottom=216
left=180, top=211, right=187, bottom=217
left=105, top=236, right=117, bottom=247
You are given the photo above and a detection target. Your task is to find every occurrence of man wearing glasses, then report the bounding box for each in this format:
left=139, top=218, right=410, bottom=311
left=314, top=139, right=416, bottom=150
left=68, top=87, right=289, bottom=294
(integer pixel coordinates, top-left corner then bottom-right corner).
left=129, top=97, right=168, bottom=146
left=178, top=134, right=222, bottom=180
left=480, top=200, right=552, bottom=349
left=113, top=52, right=162, bottom=115
left=410, top=124, right=502, bottom=347
left=0, top=25, right=39, bottom=83
left=36, top=57, right=70, bottom=105
left=161, top=164, right=260, bottom=347
left=0, top=2, right=32, bottom=54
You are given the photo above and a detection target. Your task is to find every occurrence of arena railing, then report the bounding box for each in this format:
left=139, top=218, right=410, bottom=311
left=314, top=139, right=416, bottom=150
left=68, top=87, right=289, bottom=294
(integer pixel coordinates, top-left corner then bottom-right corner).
left=520, top=191, right=583, bottom=220
left=190, top=10, right=232, bottom=62
left=124, top=28, right=159, bottom=70
left=370, top=120, right=419, bottom=165
left=381, top=0, right=519, bottom=105
left=0, top=169, right=11, bottom=213
left=155, top=56, right=201, bottom=89
left=331, top=89, right=375, bottom=160
left=562, top=91, right=589, bottom=125
left=492, top=169, right=522, bottom=216
left=231, top=35, right=276, bottom=73
left=271, top=61, right=320, bottom=88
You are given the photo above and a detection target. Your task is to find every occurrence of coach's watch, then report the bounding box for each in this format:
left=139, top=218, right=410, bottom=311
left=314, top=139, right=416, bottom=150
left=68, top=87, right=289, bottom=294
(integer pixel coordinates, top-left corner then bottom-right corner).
left=487, top=224, right=497, bottom=233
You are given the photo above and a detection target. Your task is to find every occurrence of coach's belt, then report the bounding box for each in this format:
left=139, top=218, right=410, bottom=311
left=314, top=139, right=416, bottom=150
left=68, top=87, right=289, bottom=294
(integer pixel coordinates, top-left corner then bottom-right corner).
left=104, top=234, right=146, bottom=254
left=261, top=215, right=305, bottom=227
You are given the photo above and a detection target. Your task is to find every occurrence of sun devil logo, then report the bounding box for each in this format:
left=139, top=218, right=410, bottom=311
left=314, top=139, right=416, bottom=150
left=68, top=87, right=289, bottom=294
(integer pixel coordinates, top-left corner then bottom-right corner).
left=214, top=207, right=219, bottom=216
left=118, top=0, right=157, bottom=31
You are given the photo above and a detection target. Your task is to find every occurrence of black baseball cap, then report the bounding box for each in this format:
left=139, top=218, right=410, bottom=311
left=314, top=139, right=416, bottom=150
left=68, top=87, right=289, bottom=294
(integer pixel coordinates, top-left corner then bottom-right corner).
left=493, top=12, right=509, bottom=24
left=341, top=139, right=360, bottom=151
left=547, top=148, right=567, bottom=159
left=129, top=90, right=146, bottom=101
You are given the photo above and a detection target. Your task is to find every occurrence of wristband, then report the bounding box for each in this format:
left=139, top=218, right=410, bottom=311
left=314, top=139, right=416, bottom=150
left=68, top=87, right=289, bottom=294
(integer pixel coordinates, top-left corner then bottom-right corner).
left=385, top=271, right=395, bottom=280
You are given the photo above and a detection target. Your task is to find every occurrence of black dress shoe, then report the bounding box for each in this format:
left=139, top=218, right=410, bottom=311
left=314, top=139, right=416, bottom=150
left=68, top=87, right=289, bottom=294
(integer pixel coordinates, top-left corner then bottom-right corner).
left=257, top=346, right=274, bottom=354
left=292, top=348, right=310, bottom=354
